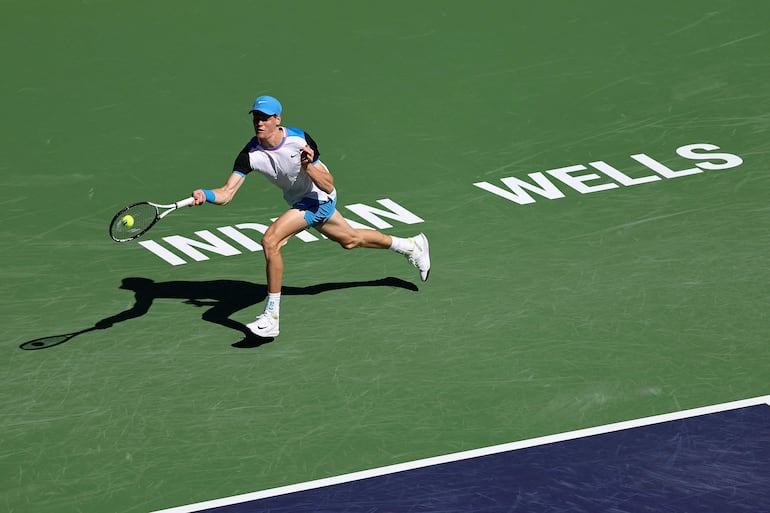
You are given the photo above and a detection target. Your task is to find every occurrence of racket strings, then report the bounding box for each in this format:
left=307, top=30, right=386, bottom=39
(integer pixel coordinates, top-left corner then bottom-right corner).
left=110, top=203, right=157, bottom=240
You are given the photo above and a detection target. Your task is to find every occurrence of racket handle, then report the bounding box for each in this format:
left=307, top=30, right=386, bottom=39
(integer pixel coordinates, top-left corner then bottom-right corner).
left=176, top=197, right=196, bottom=208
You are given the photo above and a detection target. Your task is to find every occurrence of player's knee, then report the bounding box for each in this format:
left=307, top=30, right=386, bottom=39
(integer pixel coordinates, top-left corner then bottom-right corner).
left=261, top=234, right=282, bottom=254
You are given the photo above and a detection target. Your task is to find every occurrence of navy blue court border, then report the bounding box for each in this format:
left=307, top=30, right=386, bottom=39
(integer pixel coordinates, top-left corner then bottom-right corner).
left=151, top=395, right=770, bottom=512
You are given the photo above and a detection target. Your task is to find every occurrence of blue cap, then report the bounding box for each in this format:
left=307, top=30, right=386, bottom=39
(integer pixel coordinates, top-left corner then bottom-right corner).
left=249, top=95, right=282, bottom=116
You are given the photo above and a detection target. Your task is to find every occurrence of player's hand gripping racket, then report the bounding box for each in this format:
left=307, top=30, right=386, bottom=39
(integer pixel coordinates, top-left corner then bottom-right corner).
left=109, top=197, right=195, bottom=242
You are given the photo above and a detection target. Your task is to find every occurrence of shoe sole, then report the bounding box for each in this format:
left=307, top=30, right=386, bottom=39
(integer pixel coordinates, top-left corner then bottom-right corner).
left=419, top=233, right=430, bottom=282
left=246, top=322, right=279, bottom=338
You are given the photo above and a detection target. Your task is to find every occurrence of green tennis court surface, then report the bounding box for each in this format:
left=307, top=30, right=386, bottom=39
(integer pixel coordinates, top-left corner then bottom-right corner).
left=2, top=2, right=768, bottom=512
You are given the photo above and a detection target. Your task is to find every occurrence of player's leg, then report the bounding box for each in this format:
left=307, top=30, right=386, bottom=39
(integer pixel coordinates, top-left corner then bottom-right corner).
left=317, top=211, right=431, bottom=281
left=316, top=210, right=391, bottom=249
left=261, top=209, right=308, bottom=293
left=246, top=208, right=307, bottom=338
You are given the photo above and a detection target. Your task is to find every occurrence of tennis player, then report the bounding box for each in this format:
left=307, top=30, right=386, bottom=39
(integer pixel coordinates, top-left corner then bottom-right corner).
left=190, top=95, right=430, bottom=338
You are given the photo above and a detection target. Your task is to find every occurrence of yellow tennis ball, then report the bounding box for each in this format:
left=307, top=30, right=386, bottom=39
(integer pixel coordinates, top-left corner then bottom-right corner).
left=121, top=215, right=135, bottom=228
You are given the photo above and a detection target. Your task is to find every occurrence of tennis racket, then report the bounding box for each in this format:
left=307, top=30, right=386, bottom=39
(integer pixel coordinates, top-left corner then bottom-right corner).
left=109, top=197, right=195, bottom=242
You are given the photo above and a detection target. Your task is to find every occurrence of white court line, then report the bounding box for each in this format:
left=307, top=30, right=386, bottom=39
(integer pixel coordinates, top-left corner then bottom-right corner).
left=151, top=394, right=770, bottom=513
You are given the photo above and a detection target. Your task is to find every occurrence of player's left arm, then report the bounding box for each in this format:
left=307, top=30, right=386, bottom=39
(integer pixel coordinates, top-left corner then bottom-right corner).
left=301, top=132, right=334, bottom=193
left=304, top=157, right=334, bottom=194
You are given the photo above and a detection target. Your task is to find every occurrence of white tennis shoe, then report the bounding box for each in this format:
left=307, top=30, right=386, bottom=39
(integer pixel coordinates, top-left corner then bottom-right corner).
left=406, top=233, right=430, bottom=282
left=247, top=312, right=280, bottom=338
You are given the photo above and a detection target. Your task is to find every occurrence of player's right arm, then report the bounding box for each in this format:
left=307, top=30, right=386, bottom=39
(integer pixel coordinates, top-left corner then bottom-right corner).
left=192, top=171, right=246, bottom=206
left=191, top=144, right=250, bottom=206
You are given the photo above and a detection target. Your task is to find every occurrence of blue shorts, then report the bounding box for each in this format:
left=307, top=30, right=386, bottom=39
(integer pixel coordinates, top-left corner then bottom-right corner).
left=293, top=197, right=337, bottom=228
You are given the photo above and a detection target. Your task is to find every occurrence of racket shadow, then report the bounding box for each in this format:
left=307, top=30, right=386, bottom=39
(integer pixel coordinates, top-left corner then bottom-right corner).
left=20, top=327, right=99, bottom=350
left=19, top=276, right=419, bottom=350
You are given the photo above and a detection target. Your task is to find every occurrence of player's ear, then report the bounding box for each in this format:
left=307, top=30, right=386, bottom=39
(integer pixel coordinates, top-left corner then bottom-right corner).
left=274, top=114, right=281, bottom=124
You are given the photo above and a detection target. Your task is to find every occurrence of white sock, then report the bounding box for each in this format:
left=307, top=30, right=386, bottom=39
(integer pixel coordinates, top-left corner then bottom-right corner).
left=389, top=236, right=414, bottom=255
left=265, top=292, right=281, bottom=318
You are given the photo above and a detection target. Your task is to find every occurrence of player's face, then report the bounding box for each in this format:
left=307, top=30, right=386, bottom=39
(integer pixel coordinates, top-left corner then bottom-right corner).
left=252, top=111, right=281, bottom=142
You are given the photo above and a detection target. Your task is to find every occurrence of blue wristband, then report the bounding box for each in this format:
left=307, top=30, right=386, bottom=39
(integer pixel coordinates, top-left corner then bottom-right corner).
left=202, top=189, right=216, bottom=203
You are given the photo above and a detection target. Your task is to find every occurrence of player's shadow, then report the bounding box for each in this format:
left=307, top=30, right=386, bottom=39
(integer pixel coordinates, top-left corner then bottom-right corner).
left=19, top=276, right=418, bottom=350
